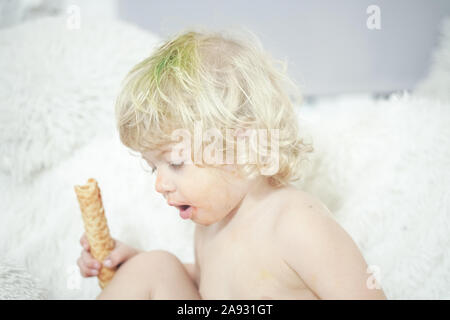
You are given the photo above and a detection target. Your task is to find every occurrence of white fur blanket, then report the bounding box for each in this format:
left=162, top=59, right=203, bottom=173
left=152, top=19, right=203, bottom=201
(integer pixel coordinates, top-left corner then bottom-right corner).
left=0, top=17, right=449, bottom=299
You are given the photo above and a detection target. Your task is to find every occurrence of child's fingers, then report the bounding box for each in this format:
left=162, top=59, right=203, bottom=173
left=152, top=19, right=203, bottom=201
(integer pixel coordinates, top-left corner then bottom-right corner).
left=101, top=242, right=134, bottom=269
left=81, top=249, right=101, bottom=270
left=79, top=234, right=90, bottom=251
left=77, top=257, right=99, bottom=277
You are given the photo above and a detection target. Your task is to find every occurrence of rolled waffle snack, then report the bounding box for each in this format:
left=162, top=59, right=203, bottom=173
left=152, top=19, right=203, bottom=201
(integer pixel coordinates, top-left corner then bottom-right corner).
left=74, top=178, right=116, bottom=289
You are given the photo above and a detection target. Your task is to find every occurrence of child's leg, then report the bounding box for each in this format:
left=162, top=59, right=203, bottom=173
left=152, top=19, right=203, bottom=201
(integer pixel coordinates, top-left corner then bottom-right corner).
left=96, top=250, right=201, bottom=300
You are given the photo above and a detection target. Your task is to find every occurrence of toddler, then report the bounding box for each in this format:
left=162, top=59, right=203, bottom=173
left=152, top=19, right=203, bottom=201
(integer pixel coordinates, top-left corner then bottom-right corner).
left=77, top=28, right=386, bottom=300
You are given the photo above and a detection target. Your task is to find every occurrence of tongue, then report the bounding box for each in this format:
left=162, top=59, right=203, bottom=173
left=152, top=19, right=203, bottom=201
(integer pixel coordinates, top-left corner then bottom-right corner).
left=180, top=206, right=193, bottom=219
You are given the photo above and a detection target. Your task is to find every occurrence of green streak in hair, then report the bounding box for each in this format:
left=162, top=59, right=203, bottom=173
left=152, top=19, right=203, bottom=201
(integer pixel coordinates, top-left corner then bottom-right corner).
left=152, top=32, right=198, bottom=85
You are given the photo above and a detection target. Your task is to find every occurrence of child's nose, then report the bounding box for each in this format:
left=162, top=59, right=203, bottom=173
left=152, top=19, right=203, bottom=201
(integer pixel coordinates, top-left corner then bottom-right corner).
left=155, top=171, right=175, bottom=194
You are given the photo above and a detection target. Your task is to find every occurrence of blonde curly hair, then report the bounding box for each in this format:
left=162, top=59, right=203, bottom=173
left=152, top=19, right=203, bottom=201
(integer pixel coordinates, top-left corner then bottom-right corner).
left=115, top=27, right=312, bottom=188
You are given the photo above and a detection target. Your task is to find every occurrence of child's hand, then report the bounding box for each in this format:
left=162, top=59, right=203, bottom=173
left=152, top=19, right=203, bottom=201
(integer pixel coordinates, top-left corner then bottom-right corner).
left=77, top=233, right=142, bottom=277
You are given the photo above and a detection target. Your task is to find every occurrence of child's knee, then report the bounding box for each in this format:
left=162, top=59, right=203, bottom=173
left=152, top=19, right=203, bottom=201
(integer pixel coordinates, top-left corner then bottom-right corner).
left=126, top=250, right=181, bottom=272
left=102, top=250, right=198, bottom=299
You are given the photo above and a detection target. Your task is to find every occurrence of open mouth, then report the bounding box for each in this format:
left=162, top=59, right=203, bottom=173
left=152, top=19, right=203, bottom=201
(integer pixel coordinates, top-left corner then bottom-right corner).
left=176, top=204, right=193, bottom=220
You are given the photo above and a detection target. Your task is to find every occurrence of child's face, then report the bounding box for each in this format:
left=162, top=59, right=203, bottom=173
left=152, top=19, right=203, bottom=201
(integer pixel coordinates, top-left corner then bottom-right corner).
left=141, top=144, right=252, bottom=226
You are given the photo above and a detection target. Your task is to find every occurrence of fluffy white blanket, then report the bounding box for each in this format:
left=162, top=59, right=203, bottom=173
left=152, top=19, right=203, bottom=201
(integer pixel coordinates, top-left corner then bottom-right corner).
left=0, top=17, right=449, bottom=299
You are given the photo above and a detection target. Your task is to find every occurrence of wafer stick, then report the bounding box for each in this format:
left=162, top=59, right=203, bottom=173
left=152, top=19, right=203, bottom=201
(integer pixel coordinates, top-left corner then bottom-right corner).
left=74, top=178, right=116, bottom=289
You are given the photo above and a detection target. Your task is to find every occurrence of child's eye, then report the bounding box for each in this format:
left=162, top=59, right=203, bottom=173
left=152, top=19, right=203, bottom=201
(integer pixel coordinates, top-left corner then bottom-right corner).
left=169, top=162, right=184, bottom=170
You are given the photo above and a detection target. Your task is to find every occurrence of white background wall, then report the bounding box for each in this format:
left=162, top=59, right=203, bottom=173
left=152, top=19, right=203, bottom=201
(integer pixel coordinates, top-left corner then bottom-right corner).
left=1, top=0, right=448, bottom=97
left=0, top=0, right=118, bottom=28
left=118, top=0, right=450, bottom=97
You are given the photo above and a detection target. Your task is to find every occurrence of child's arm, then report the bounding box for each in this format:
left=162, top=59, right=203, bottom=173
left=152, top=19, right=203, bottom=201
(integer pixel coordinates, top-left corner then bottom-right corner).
left=183, top=225, right=202, bottom=289
left=275, top=195, right=387, bottom=300
left=183, top=224, right=202, bottom=289
left=183, top=263, right=198, bottom=288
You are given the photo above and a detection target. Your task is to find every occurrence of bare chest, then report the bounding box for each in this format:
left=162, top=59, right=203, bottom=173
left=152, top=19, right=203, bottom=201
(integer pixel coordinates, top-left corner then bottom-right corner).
left=196, top=216, right=318, bottom=300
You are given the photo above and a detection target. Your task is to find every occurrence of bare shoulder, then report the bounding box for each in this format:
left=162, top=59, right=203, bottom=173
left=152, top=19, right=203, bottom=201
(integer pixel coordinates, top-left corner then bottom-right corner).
left=272, top=186, right=341, bottom=246
left=272, top=187, right=387, bottom=299
left=274, top=186, right=334, bottom=224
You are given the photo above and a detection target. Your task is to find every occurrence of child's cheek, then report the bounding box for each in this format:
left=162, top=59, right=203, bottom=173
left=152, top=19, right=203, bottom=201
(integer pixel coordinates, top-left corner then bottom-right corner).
left=190, top=175, right=223, bottom=209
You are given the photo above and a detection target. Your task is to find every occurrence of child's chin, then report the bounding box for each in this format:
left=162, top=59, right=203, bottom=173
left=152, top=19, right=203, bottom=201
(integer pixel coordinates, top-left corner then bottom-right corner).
left=194, top=215, right=216, bottom=226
